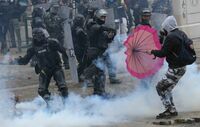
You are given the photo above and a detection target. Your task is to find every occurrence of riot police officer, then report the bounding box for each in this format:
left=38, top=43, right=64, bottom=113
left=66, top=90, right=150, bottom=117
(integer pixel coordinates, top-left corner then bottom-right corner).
left=83, top=9, right=116, bottom=96
left=14, top=28, right=68, bottom=105
left=44, top=4, right=69, bottom=69
left=31, top=6, right=48, bottom=67
left=71, top=14, right=89, bottom=81
left=32, top=6, right=46, bottom=29
left=86, top=7, right=121, bottom=85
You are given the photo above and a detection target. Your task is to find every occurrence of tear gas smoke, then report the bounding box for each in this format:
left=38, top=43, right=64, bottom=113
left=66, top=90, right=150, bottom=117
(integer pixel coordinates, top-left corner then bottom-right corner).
left=1, top=40, right=200, bottom=127
left=0, top=54, right=16, bottom=118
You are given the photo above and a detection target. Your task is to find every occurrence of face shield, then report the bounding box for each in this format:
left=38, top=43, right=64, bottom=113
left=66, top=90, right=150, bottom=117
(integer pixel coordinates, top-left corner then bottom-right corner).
left=95, top=9, right=108, bottom=25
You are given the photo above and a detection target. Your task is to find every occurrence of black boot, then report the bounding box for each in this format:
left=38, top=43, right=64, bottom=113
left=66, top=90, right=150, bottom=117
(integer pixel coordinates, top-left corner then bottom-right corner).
left=43, top=94, right=51, bottom=109
left=59, top=87, right=68, bottom=105
left=59, top=87, right=68, bottom=98
left=156, top=109, right=178, bottom=119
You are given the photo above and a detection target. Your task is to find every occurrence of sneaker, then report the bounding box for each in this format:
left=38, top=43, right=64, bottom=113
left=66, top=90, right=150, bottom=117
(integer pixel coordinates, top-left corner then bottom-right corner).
left=156, top=109, right=178, bottom=119
left=109, top=78, right=121, bottom=84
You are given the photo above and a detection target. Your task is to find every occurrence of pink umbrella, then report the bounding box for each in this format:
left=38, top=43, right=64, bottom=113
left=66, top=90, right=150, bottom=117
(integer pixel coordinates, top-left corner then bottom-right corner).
left=124, top=25, right=164, bottom=79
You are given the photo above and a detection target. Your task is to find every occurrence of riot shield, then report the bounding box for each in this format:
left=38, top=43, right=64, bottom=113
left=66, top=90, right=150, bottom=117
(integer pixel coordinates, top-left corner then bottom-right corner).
left=60, top=6, right=79, bottom=83
left=89, top=0, right=105, bottom=9
left=105, top=8, right=115, bottom=29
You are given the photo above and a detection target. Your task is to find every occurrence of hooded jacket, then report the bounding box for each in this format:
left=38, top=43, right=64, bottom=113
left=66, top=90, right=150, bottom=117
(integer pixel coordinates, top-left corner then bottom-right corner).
left=151, top=16, right=193, bottom=68
left=161, top=16, right=177, bottom=33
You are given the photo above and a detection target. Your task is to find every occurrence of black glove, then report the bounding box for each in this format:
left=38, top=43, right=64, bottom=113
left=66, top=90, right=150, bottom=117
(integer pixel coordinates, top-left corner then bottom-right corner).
left=159, top=30, right=168, bottom=44
left=159, top=29, right=168, bottom=36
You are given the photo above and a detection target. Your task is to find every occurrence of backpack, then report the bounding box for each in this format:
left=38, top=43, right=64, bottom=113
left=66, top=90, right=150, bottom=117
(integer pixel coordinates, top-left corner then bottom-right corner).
left=172, top=32, right=196, bottom=66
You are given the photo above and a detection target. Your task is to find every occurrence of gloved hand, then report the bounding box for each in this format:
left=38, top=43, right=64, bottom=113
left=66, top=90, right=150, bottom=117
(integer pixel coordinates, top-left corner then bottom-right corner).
left=159, top=30, right=166, bottom=37
left=159, top=29, right=168, bottom=37
left=159, top=30, right=167, bottom=44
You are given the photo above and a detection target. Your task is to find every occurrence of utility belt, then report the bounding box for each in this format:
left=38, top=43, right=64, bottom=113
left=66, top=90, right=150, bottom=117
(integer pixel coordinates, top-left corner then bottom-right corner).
left=35, top=64, right=62, bottom=75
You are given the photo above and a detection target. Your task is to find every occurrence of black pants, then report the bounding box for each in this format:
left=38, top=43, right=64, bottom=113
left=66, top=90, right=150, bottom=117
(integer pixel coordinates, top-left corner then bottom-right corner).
left=83, top=60, right=106, bottom=95
left=38, top=68, right=68, bottom=101
left=59, top=39, right=69, bottom=67
left=76, top=50, right=88, bottom=78
left=62, top=53, right=69, bottom=66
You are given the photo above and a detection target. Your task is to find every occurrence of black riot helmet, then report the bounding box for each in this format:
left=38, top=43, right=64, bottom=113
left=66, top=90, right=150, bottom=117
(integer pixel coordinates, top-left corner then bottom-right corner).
left=73, top=14, right=85, bottom=27
left=32, top=28, right=48, bottom=46
left=32, top=6, right=45, bottom=18
left=87, top=6, right=98, bottom=18
left=94, top=9, right=108, bottom=25
left=50, top=4, right=59, bottom=15
left=32, top=17, right=46, bottom=28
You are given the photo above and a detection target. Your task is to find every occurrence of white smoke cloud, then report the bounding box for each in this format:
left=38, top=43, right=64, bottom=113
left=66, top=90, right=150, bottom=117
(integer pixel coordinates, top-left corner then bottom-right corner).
left=2, top=91, right=160, bottom=127
left=174, top=64, right=200, bottom=112
left=1, top=60, right=200, bottom=127
left=1, top=39, right=200, bottom=127
left=0, top=53, right=16, bottom=118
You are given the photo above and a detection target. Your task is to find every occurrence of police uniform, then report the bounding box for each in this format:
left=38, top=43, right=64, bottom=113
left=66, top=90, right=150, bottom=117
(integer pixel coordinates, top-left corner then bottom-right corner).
left=16, top=28, right=68, bottom=103
left=44, top=5, right=69, bottom=69
left=84, top=9, right=116, bottom=95
left=71, top=15, right=89, bottom=80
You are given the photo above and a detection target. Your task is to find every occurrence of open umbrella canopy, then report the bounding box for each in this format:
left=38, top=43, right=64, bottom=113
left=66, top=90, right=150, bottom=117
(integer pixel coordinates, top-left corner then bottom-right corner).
left=124, top=25, right=164, bottom=79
